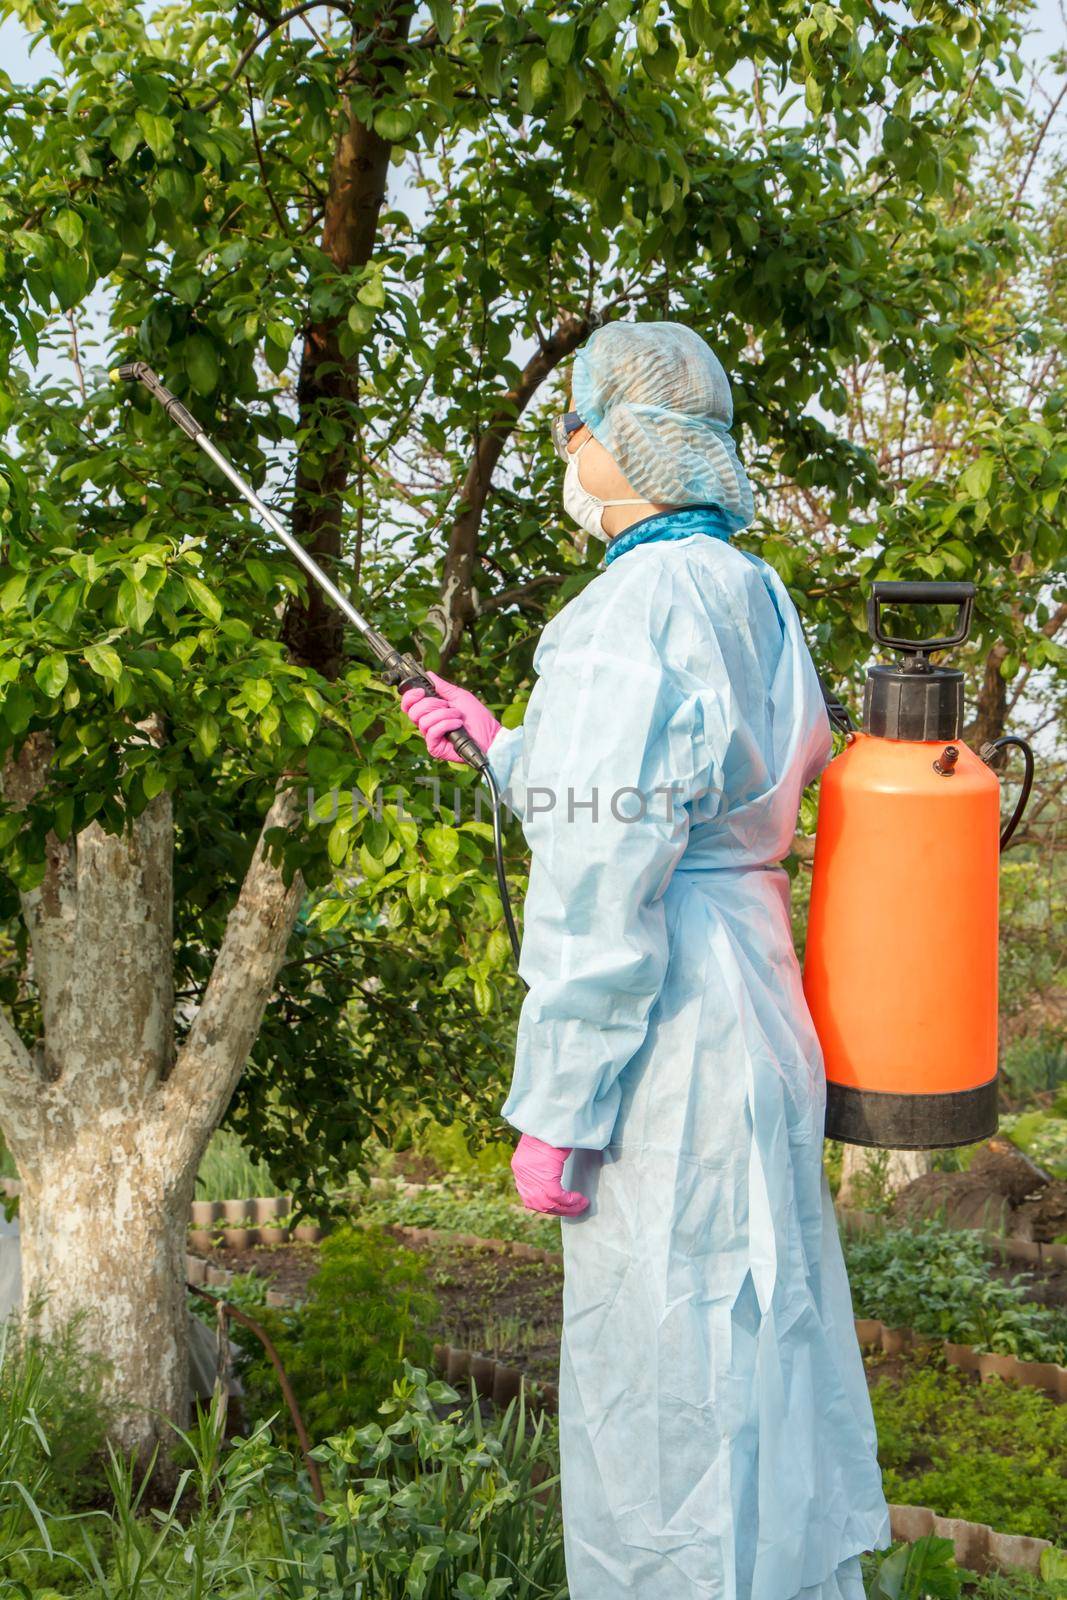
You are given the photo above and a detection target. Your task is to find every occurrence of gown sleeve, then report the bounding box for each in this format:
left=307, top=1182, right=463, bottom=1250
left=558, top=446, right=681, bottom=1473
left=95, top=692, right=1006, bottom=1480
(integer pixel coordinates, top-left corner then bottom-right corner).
left=499, top=561, right=701, bottom=1150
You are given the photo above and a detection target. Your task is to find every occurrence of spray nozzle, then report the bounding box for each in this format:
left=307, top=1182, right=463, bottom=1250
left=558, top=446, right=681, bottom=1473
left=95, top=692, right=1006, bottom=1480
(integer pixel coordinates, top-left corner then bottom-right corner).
left=111, top=362, right=202, bottom=440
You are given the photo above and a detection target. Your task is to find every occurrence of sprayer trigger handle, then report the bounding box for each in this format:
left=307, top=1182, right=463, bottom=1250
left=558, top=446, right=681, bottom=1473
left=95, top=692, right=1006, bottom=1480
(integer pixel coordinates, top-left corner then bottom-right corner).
left=380, top=652, right=490, bottom=775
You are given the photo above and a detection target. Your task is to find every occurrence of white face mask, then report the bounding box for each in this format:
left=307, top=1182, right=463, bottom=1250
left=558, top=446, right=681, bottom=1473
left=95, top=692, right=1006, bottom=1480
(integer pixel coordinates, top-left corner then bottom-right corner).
left=562, top=437, right=645, bottom=539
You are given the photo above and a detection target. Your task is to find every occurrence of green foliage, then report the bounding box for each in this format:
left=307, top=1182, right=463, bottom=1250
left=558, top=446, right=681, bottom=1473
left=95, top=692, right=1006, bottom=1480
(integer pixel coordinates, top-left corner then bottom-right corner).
left=1000, top=1108, right=1067, bottom=1179
left=236, top=1226, right=437, bottom=1446
left=358, top=1176, right=561, bottom=1250
left=194, top=1129, right=280, bottom=1202
left=2, top=1364, right=565, bottom=1597
left=868, top=1536, right=961, bottom=1600
left=409, top=1117, right=515, bottom=1182
left=869, top=1358, right=1067, bottom=1542
left=844, top=1220, right=1067, bottom=1362
left=302, top=1366, right=566, bottom=1599
left=0, top=1311, right=114, bottom=1515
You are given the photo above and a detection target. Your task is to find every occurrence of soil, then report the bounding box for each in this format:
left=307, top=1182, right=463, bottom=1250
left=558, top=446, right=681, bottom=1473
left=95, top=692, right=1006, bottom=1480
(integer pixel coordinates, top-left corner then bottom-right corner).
left=197, top=1240, right=321, bottom=1301
left=404, top=1234, right=565, bottom=1385
left=989, top=1254, right=1067, bottom=1309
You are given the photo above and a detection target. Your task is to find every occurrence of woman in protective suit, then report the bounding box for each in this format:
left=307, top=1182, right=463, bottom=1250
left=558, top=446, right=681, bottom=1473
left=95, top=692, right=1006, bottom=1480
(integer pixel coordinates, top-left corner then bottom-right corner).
left=403, top=321, right=890, bottom=1600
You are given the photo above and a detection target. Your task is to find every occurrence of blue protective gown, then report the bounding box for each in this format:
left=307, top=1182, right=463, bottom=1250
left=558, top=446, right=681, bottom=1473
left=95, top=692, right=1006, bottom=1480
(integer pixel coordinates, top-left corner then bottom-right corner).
left=487, top=509, right=890, bottom=1600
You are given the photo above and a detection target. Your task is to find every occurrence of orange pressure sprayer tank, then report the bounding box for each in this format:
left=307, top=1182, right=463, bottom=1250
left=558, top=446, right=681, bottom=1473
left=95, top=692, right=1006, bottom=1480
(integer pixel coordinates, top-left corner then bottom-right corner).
left=804, top=582, right=1035, bottom=1150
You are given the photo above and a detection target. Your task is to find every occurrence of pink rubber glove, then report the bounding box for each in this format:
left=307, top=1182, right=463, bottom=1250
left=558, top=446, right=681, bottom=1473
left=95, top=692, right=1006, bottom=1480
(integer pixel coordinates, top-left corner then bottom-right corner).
left=400, top=671, right=502, bottom=765
left=511, top=1134, right=589, bottom=1217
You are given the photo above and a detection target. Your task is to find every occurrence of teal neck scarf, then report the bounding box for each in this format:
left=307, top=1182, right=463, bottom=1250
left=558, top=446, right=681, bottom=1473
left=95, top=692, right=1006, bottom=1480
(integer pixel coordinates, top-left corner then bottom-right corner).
left=604, top=504, right=739, bottom=566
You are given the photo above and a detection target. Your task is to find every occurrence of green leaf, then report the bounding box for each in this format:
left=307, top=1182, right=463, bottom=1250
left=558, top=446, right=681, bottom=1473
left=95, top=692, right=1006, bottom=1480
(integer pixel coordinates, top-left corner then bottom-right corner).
left=52, top=209, right=83, bottom=247
left=359, top=842, right=386, bottom=879
left=194, top=712, right=220, bottom=757
left=244, top=678, right=273, bottom=713
left=874, top=1535, right=959, bottom=1600
left=373, top=107, right=414, bottom=142
left=472, top=975, right=493, bottom=1015
left=424, top=825, right=460, bottom=867
left=109, top=119, right=141, bottom=162
left=52, top=254, right=87, bottom=311
left=356, top=276, right=386, bottom=309
left=131, top=71, right=170, bottom=113
left=960, top=456, right=994, bottom=500
left=547, top=21, right=576, bottom=65
left=328, top=821, right=353, bottom=866
left=283, top=701, right=317, bottom=744
left=245, top=558, right=273, bottom=593
left=928, top=35, right=964, bottom=85
left=182, top=334, right=218, bottom=397
left=135, top=108, right=174, bottom=158
left=35, top=653, right=69, bottom=697
left=588, top=10, right=616, bottom=49
left=117, top=577, right=155, bottom=632
left=428, top=0, right=453, bottom=44
left=142, top=764, right=167, bottom=800
left=84, top=643, right=123, bottom=682
left=0, top=574, right=27, bottom=613
left=183, top=573, right=223, bottom=623
left=347, top=303, right=375, bottom=337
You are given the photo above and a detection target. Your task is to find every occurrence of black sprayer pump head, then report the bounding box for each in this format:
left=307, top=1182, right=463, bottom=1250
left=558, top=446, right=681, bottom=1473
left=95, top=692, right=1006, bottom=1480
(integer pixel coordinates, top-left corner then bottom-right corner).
left=863, top=581, right=975, bottom=741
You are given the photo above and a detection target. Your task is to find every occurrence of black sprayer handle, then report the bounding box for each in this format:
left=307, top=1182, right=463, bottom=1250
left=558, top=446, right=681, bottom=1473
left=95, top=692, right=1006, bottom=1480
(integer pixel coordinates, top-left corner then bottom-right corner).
left=868, top=581, right=975, bottom=655
left=980, top=735, right=1035, bottom=852
left=378, top=649, right=490, bottom=773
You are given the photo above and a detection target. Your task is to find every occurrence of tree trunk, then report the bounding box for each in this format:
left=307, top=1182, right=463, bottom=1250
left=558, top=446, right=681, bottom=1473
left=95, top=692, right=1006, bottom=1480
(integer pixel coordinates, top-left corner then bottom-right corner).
left=0, top=735, right=305, bottom=1473
left=16, top=1136, right=193, bottom=1457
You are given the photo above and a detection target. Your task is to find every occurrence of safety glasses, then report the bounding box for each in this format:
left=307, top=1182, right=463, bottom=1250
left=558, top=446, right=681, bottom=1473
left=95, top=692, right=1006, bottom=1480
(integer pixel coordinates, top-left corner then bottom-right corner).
left=551, top=410, right=584, bottom=460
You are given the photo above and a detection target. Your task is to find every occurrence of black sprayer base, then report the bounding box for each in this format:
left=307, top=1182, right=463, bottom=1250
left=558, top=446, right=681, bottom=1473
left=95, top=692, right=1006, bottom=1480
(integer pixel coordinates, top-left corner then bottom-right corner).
left=824, top=1076, right=998, bottom=1150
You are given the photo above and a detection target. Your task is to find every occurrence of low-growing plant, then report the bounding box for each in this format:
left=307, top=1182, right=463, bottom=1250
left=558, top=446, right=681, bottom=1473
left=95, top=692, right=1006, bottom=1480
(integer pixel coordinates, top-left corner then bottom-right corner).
left=869, top=1357, right=1067, bottom=1543
left=0, top=1309, right=114, bottom=1512
left=2, top=1364, right=566, bottom=1599
left=863, top=1535, right=961, bottom=1599
left=844, top=1220, right=1067, bottom=1363
left=359, top=1178, right=562, bottom=1250
left=236, top=1226, right=437, bottom=1445
left=295, top=1363, right=567, bottom=1599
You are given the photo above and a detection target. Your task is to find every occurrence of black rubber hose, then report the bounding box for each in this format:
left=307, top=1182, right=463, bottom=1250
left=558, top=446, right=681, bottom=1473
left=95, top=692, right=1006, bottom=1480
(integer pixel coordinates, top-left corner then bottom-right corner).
left=980, top=735, right=1036, bottom=851
left=484, top=763, right=522, bottom=971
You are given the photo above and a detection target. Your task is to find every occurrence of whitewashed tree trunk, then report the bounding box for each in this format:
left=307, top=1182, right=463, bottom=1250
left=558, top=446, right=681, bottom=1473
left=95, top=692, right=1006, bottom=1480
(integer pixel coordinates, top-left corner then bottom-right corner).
left=836, top=1141, right=932, bottom=1209
left=0, top=732, right=304, bottom=1469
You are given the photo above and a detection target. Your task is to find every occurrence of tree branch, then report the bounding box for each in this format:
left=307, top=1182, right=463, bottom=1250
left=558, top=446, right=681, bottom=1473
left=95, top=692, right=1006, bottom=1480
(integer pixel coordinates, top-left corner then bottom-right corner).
left=436, top=313, right=592, bottom=663
left=0, top=1005, right=41, bottom=1132
left=1, top=734, right=77, bottom=1082
left=478, top=573, right=565, bottom=615
left=281, top=1, right=413, bottom=677
left=193, top=2, right=352, bottom=114
left=163, top=783, right=305, bottom=1146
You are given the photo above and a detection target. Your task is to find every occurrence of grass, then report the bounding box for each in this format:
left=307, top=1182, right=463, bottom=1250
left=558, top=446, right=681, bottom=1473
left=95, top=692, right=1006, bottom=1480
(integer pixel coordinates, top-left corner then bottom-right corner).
left=194, top=1129, right=280, bottom=1202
